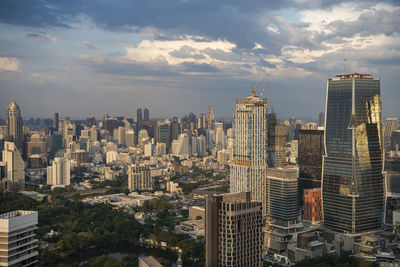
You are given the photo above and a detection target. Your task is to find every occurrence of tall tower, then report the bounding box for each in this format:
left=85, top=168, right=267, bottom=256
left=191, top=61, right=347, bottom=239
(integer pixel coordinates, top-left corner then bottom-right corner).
left=6, top=100, right=23, bottom=151
left=207, top=106, right=215, bottom=130
left=230, top=94, right=267, bottom=216
left=53, top=112, right=59, bottom=130
left=137, top=108, right=142, bottom=123
left=144, top=108, right=149, bottom=121
left=322, top=73, right=385, bottom=234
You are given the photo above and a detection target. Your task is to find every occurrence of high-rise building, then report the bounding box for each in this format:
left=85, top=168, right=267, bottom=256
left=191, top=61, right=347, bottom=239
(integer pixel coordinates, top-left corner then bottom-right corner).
left=207, top=106, right=215, bottom=130
left=171, top=132, right=189, bottom=158
left=205, top=192, right=263, bottom=267
left=144, top=108, right=149, bottom=121
left=298, top=129, right=324, bottom=205
left=0, top=210, right=38, bottom=266
left=26, top=133, right=47, bottom=158
left=6, top=100, right=23, bottom=151
left=230, top=94, right=267, bottom=216
left=303, top=188, right=323, bottom=224
left=2, top=142, right=25, bottom=189
left=155, top=120, right=171, bottom=150
left=86, top=116, right=96, bottom=127
left=384, top=118, right=399, bottom=156
left=215, top=122, right=225, bottom=150
left=322, top=73, right=385, bottom=234
left=47, top=157, right=70, bottom=187
left=137, top=108, right=143, bottom=122
left=267, top=113, right=288, bottom=168
left=171, top=117, right=181, bottom=141
left=128, top=165, right=152, bottom=191
left=125, top=130, right=135, bottom=147
left=318, top=112, right=325, bottom=127
left=264, top=168, right=302, bottom=252
left=53, top=112, right=59, bottom=130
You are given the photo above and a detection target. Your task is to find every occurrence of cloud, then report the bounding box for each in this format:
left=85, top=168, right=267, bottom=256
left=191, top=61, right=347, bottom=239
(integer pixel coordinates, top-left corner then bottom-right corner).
left=0, top=57, right=19, bottom=72
left=77, top=40, right=97, bottom=50
left=25, top=33, right=59, bottom=43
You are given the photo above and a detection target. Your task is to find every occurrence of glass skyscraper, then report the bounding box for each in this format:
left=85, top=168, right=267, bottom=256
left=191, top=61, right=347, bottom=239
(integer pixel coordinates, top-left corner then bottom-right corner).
left=322, top=73, right=385, bottom=234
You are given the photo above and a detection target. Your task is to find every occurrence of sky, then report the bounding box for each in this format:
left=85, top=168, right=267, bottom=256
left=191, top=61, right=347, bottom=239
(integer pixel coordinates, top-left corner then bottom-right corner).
left=0, top=0, right=399, bottom=121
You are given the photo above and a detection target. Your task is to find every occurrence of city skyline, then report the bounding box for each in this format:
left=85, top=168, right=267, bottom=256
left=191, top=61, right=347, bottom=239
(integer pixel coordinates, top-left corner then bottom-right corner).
left=0, top=1, right=399, bottom=119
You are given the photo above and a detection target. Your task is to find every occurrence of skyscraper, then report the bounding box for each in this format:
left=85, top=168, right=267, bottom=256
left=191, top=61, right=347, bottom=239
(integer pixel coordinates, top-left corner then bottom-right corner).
left=207, top=106, right=215, bottom=130
left=205, top=192, right=263, bottom=267
left=384, top=118, right=399, bottom=156
left=6, top=100, right=23, bottom=151
left=137, top=108, right=142, bottom=122
left=144, top=108, right=149, bottom=121
left=155, top=120, right=171, bottom=150
left=267, top=113, right=288, bottom=168
left=322, top=73, right=385, bottom=234
left=230, top=94, right=267, bottom=216
left=298, top=129, right=324, bottom=205
left=53, top=112, right=59, bottom=130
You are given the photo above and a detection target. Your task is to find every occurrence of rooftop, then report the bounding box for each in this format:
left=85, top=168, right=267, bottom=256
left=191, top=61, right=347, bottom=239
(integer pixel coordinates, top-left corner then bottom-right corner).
left=0, top=210, right=37, bottom=220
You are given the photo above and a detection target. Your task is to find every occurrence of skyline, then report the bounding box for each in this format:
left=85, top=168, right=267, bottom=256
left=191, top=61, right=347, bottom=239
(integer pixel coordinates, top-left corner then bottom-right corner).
left=0, top=1, right=399, bottom=120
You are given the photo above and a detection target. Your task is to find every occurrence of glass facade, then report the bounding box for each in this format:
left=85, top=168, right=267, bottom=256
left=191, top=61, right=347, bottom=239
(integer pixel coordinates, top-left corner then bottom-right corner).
left=322, top=74, right=385, bottom=234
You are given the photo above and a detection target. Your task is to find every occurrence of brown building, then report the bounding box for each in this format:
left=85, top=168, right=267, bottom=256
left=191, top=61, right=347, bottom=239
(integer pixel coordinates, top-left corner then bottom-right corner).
left=205, top=192, right=263, bottom=267
left=303, top=188, right=322, bottom=223
left=26, top=133, right=47, bottom=158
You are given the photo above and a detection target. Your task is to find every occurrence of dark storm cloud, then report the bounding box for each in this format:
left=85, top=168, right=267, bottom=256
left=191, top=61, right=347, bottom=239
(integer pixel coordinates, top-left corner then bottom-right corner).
left=0, top=0, right=289, bottom=51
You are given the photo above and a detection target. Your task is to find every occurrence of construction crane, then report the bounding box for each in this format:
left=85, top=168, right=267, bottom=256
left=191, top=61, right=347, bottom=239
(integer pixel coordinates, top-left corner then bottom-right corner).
left=267, top=82, right=274, bottom=114
left=251, top=73, right=269, bottom=96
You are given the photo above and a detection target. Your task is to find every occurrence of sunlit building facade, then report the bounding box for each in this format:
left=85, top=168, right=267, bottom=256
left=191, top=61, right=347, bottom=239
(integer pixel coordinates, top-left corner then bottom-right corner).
left=230, top=95, right=267, bottom=216
left=322, top=73, right=385, bottom=234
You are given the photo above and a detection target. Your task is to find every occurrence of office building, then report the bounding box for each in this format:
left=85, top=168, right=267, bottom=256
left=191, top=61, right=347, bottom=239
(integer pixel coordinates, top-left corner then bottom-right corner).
left=171, top=133, right=190, bottom=158
left=155, top=120, right=171, bottom=150
left=86, top=116, right=96, bottom=127
left=128, top=165, right=152, bottom=191
left=144, top=108, right=149, bottom=121
left=303, top=188, right=323, bottom=224
left=384, top=118, right=399, bottom=156
left=298, top=129, right=324, bottom=205
left=6, top=100, right=23, bottom=151
left=205, top=192, right=263, bottom=267
left=47, top=157, right=70, bottom=187
left=53, top=112, right=59, bottom=130
left=137, top=108, right=143, bottom=122
left=264, top=168, right=303, bottom=252
left=0, top=210, right=38, bottom=266
left=322, top=73, right=385, bottom=234
left=26, top=133, right=47, bottom=158
left=215, top=122, right=225, bottom=150
left=2, top=142, right=25, bottom=189
left=170, top=117, right=181, bottom=141
left=125, top=130, right=135, bottom=147
left=207, top=106, right=215, bottom=130
left=230, top=94, right=267, bottom=216
left=267, top=113, right=288, bottom=168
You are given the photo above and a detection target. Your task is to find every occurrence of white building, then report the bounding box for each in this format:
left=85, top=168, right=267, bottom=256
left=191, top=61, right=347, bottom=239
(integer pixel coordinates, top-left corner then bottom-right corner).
left=2, top=142, right=25, bottom=189
left=106, top=150, right=119, bottom=164
left=47, top=157, right=71, bottom=187
left=171, top=133, right=189, bottom=158
left=230, top=94, right=268, bottom=216
left=0, top=210, right=38, bottom=266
